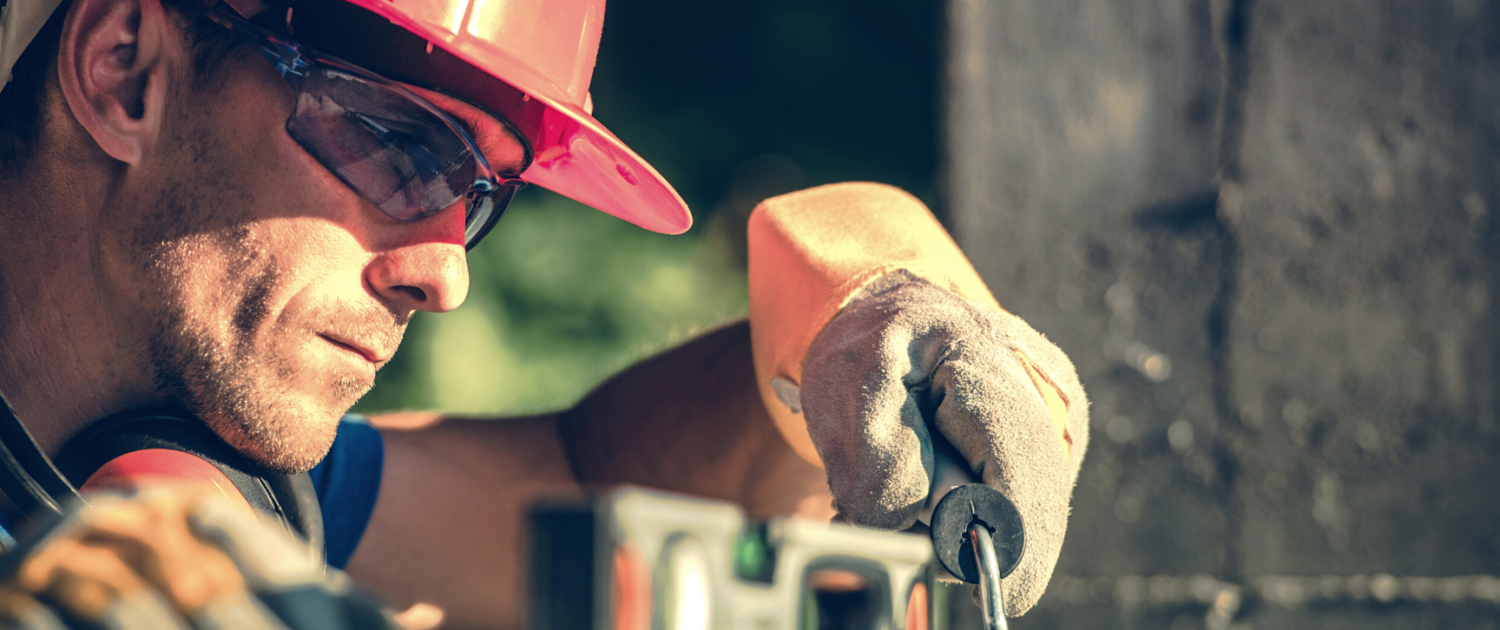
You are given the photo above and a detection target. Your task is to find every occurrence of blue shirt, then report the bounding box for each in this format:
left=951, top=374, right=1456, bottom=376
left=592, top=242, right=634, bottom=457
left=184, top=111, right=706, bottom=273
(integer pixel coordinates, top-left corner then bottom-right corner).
left=308, top=418, right=385, bottom=569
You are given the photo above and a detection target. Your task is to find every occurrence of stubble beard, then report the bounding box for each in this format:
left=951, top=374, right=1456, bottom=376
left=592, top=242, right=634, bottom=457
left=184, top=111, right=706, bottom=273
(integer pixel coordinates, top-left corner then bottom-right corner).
left=146, top=301, right=368, bottom=475
left=136, top=199, right=371, bottom=476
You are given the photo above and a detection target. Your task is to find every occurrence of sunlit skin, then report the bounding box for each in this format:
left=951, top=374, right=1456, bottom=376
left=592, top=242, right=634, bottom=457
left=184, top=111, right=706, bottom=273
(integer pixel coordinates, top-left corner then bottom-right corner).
left=0, top=0, right=830, bottom=626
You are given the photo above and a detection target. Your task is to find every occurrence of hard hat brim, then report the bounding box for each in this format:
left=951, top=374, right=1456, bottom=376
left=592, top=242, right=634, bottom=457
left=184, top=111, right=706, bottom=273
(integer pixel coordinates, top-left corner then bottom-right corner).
left=346, top=0, right=693, bottom=235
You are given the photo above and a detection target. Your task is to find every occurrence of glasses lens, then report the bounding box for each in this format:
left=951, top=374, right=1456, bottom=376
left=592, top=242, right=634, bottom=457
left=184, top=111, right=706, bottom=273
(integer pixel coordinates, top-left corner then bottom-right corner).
left=464, top=183, right=521, bottom=249
left=287, top=67, right=479, bottom=223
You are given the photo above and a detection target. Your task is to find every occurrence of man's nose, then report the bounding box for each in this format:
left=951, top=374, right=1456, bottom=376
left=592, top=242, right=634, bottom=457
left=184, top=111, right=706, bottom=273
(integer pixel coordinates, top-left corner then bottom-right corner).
left=364, top=211, right=471, bottom=313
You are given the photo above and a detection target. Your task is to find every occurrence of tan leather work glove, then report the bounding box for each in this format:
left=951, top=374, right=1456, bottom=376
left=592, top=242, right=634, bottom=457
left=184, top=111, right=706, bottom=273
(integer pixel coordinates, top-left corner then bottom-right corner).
left=796, top=270, right=1090, bottom=616
left=748, top=182, right=1089, bottom=616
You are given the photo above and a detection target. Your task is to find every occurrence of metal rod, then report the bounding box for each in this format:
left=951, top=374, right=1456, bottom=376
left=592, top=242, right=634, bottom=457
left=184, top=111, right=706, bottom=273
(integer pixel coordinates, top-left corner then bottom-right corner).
left=968, top=522, right=1008, bottom=630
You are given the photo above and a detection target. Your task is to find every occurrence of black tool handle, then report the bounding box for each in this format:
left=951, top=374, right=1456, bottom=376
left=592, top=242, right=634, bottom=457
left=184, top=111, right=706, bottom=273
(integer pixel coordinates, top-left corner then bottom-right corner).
left=928, top=483, right=1024, bottom=584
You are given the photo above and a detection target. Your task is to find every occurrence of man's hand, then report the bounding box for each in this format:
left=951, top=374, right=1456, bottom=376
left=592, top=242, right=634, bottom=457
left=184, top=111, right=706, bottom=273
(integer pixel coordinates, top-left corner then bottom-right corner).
left=0, top=491, right=275, bottom=628
left=798, top=270, right=1090, bottom=615
left=0, top=490, right=396, bottom=630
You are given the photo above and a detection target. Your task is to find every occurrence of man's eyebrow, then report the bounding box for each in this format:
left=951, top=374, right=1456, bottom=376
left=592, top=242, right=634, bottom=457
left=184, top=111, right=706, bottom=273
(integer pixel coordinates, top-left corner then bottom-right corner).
left=450, top=111, right=529, bottom=176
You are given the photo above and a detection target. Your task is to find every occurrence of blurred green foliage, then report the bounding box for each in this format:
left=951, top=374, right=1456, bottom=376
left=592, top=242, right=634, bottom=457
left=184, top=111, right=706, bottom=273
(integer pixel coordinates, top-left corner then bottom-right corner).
left=354, top=191, right=748, bottom=415
left=354, top=0, right=941, bottom=415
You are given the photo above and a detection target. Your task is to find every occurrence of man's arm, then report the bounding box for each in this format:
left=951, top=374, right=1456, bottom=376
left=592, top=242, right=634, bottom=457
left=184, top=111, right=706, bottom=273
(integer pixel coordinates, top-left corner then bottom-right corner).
left=344, top=321, right=831, bottom=630
left=558, top=321, right=833, bottom=518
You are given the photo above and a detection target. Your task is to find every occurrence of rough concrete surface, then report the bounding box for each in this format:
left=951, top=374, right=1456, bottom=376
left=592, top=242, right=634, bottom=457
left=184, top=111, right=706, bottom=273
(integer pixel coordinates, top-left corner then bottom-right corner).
left=946, top=0, right=1500, bottom=627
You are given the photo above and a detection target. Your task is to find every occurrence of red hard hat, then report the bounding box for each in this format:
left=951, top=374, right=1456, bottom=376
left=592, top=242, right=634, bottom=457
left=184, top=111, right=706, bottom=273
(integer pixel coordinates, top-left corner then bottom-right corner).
left=336, top=0, right=692, bottom=234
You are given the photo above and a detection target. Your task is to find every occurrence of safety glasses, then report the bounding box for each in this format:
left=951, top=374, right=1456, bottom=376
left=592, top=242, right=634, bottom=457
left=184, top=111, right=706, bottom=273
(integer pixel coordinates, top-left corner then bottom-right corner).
left=192, top=3, right=527, bottom=249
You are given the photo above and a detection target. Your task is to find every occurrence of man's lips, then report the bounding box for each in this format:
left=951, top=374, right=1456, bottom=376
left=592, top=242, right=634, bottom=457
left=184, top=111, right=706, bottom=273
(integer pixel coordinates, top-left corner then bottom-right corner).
left=320, top=334, right=392, bottom=365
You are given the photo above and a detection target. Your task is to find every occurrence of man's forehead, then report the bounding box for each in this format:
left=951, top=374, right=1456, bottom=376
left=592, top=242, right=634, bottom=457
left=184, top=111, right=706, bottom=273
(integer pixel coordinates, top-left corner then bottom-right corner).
left=250, top=0, right=545, bottom=169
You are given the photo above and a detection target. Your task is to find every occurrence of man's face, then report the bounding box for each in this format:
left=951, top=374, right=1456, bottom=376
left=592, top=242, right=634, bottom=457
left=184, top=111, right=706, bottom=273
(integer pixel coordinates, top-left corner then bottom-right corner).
left=100, top=26, right=527, bottom=472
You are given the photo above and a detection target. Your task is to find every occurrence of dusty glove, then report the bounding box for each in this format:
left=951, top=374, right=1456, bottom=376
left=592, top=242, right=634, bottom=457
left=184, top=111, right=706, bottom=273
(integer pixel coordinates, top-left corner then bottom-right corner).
left=797, top=270, right=1090, bottom=616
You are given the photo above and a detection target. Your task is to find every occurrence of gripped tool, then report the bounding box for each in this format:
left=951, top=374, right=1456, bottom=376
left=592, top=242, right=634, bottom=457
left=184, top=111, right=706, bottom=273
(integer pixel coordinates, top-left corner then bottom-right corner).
left=921, top=437, right=1025, bottom=630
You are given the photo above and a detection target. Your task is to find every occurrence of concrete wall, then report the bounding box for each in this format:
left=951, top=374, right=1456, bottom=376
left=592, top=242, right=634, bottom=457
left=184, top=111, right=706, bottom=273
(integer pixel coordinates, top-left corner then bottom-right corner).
left=946, top=0, right=1500, bottom=627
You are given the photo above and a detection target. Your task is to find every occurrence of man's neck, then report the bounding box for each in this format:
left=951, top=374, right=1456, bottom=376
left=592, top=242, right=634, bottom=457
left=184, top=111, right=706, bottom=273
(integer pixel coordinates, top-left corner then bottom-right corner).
left=0, top=168, right=163, bottom=456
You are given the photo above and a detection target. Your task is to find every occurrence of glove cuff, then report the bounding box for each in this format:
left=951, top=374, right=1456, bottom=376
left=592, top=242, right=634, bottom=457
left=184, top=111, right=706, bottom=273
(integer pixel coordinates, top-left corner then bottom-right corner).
left=747, top=182, right=1004, bottom=466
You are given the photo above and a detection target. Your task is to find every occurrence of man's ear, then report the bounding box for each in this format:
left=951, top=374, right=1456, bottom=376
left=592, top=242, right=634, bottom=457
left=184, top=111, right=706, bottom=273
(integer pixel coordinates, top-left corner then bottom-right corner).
left=56, top=0, right=173, bottom=164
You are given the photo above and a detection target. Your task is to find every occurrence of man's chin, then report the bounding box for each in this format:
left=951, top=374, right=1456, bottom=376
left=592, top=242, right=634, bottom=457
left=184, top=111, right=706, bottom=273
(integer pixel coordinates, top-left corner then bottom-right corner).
left=201, top=401, right=346, bottom=475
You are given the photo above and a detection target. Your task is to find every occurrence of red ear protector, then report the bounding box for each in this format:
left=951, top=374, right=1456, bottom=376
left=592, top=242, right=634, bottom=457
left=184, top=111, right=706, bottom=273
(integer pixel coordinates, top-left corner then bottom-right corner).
left=0, top=393, right=322, bottom=555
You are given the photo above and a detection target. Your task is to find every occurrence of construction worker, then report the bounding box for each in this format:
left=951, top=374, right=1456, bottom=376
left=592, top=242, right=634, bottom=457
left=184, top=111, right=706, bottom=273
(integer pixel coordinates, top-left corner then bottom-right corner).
left=0, top=0, right=1091, bottom=626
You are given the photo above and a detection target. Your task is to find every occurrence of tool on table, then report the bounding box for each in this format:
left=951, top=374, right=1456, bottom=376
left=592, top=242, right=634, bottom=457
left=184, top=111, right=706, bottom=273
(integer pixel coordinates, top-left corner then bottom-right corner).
left=919, top=434, right=1026, bottom=630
